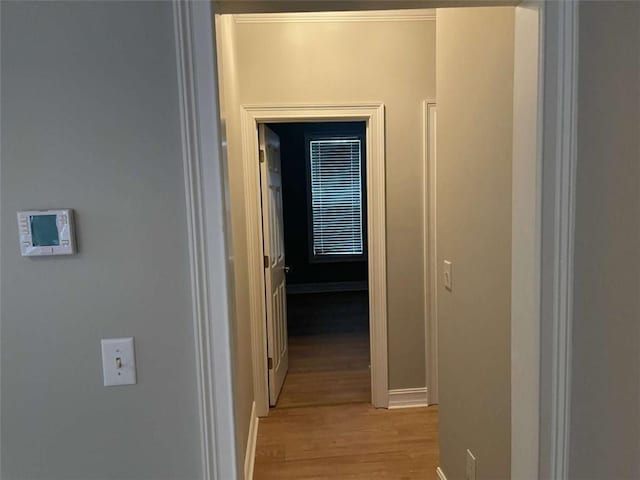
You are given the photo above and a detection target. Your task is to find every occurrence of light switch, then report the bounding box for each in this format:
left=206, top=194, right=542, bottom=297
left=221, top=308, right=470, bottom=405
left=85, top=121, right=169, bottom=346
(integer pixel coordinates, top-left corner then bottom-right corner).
left=444, top=260, right=453, bottom=291
left=101, top=337, right=137, bottom=386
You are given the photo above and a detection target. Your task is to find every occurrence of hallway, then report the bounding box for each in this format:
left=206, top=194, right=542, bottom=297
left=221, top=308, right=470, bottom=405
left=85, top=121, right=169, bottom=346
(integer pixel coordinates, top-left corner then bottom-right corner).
left=253, top=291, right=440, bottom=479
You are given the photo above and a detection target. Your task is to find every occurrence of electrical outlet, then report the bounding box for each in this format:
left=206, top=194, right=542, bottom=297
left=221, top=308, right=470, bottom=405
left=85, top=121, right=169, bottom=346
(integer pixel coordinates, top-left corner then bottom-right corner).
left=466, top=449, right=477, bottom=480
left=443, top=260, right=453, bottom=291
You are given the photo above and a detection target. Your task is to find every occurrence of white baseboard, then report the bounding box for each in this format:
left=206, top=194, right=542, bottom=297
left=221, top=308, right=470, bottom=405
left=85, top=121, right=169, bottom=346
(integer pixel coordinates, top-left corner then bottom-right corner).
left=436, top=466, right=448, bottom=480
left=286, top=280, right=368, bottom=294
left=244, top=401, right=259, bottom=480
left=387, top=387, right=429, bottom=409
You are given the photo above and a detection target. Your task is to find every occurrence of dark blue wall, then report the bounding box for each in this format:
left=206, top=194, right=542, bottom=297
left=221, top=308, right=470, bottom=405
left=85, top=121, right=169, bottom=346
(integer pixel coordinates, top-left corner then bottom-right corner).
left=269, top=122, right=367, bottom=286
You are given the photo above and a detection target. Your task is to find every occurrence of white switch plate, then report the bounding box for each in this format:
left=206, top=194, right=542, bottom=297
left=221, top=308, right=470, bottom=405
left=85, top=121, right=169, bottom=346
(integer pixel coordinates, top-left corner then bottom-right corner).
left=466, top=449, right=477, bottom=480
left=101, top=337, right=137, bottom=386
left=444, top=260, right=453, bottom=291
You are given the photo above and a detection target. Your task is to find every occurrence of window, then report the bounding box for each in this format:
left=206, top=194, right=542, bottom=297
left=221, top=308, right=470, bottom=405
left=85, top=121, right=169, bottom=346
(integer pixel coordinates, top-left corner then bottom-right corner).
left=309, top=137, right=364, bottom=259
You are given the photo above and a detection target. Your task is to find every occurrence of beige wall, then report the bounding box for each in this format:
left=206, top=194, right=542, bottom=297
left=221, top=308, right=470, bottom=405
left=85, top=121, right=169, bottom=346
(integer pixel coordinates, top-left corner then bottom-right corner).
left=436, top=7, right=514, bottom=479
left=234, top=13, right=436, bottom=390
left=570, top=2, right=640, bottom=478
left=218, top=12, right=436, bottom=463
left=215, top=15, right=256, bottom=474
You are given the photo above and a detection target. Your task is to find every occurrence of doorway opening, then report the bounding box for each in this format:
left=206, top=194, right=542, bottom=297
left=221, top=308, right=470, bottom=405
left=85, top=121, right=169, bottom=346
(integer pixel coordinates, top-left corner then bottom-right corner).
left=239, top=104, right=388, bottom=417
left=261, top=121, right=371, bottom=409
left=183, top=2, right=577, bottom=474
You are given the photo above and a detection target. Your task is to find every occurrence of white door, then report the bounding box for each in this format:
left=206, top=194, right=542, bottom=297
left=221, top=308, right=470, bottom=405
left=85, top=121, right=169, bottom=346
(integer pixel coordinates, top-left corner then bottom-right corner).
left=259, top=124, right=289, bottom=406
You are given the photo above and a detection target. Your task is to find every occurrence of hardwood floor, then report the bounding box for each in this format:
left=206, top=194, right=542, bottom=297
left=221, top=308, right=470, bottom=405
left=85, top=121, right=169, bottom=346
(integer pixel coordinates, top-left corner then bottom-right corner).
left=276, top=332, right=371, bottom=408
left=254, top=291, right=440, bottom=479
left=254, top=403, right=440, bottom=479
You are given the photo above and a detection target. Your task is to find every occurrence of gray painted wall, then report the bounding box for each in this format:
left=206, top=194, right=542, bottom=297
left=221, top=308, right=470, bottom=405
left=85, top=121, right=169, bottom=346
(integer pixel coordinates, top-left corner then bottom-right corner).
left=1, top=2, right=202, bottom=478
left=570, top=2, right=640, bottom=478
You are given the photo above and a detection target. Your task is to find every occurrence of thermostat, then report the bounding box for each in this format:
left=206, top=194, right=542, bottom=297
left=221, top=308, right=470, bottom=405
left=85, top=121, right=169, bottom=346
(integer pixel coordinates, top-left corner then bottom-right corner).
left=17, top=209, right=76, bottom=256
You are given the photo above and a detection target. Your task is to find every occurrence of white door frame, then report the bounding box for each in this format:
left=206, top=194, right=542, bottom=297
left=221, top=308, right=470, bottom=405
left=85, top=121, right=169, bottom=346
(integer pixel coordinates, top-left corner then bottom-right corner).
left=423, top=99, right=438, bottom=406
left=172, top=1, right=237, bottom=479
left=512, top=2, right=544, bottom=477
left=174, top=1, right=578, bottom=478
left=240, top=103, right=388, bottom=416
left=538, top=1, right=578, bottom=477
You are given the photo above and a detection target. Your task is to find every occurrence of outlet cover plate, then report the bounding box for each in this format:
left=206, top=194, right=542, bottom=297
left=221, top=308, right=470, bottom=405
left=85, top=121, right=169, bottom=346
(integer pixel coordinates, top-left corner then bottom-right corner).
left=466, top=449, right=477, bottom=480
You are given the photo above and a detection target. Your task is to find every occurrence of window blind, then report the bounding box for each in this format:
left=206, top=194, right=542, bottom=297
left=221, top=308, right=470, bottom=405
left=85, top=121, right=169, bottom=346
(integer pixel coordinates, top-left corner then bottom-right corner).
left=309, top=138, right=364, bottom=257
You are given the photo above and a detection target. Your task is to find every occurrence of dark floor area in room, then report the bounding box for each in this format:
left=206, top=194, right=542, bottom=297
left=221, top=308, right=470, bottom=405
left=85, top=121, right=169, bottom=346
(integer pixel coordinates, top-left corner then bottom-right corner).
left=277, top=290, right=370, bottom=409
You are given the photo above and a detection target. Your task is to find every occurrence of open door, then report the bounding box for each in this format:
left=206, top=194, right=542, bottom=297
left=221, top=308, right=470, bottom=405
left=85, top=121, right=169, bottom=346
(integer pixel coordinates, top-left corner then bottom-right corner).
left=259, top=124, right=289, bottom=406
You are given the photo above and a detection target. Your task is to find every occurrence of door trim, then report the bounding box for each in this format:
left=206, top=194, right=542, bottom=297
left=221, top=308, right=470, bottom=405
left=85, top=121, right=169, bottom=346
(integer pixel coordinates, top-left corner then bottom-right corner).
left=539, top=1, right=579, bottom=477
left=240, top=103, right=388, bottom=415
left=423, top=100, right=438, bottom=406
left=172, top=1, right=237, bottom=479
left=512, top=2, right=545, bottom=477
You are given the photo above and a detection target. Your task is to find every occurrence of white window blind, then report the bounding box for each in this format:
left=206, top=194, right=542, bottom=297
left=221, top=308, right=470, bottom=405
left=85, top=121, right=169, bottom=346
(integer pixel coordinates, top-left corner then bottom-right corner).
left=309, top=138, right=364, bottom=257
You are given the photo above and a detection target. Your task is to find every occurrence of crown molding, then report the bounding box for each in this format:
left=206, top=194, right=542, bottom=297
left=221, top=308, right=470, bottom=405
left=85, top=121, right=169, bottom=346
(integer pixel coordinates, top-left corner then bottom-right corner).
left=233, top=9, right=436, bottom=24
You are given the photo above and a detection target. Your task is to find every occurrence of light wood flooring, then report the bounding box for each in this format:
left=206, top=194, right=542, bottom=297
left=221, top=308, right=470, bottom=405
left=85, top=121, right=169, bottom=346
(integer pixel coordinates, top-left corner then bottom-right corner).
left=254, top=291, right=440, bottom=479
left=254, top=402, right=440, bottom=479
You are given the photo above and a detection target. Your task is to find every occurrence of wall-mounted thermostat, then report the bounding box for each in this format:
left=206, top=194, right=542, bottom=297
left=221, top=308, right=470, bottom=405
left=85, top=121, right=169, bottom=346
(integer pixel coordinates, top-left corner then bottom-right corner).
left=17, top=209, right=76, bottom=256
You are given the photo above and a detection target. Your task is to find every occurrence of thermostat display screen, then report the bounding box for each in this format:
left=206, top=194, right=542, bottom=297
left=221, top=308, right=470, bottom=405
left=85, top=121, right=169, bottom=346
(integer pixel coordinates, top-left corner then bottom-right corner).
left=30, top=215, right=60, bottom=247
left=17, top=209, right=75, bottom=256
